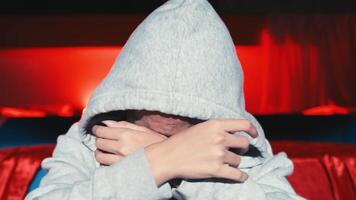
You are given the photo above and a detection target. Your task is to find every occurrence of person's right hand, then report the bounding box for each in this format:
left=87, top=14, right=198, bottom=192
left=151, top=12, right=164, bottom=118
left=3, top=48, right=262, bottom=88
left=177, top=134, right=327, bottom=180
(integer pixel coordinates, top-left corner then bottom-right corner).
left=144, top=119, right=258, bottom=186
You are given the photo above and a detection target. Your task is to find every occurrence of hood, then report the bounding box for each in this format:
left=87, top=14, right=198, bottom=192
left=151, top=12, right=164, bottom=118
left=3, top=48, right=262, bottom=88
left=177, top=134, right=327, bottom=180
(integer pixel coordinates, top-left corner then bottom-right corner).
left=78, top=0, right=273, bottom=166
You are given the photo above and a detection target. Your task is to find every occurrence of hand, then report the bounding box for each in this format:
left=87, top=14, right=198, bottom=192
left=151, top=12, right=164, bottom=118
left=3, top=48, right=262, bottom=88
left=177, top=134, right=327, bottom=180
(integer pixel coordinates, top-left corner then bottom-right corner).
left=145, top=119, right=258, bottom=186
left=92, top=120, right=167, bottom=166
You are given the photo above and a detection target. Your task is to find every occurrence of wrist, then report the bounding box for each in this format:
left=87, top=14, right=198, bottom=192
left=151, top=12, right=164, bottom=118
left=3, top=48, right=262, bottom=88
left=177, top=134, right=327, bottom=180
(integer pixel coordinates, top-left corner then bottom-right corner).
left=144, top=141, right=176, bottom=186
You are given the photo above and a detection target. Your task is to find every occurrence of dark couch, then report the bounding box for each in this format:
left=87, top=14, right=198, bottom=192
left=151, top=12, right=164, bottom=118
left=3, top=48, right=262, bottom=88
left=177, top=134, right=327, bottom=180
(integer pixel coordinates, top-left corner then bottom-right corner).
left=1, top=141, right=355, bottom=200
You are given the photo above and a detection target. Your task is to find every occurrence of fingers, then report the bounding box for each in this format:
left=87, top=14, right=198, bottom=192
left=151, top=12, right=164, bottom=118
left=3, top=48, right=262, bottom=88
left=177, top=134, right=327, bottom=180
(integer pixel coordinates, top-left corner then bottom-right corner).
left=216, top=119, right=258, bottom=138
left=223, top=149, right=241, bottom=167
left=214, top=165, right=248, bottom=182
left=96, top=137, right=122, bottom=154
left=223, top=133, right=249, bottom=153
left=102, top=120, right=151, bottom=132
left=95, top=149, right=123, bottom=166
left=92, top=125, right=127, bottom=139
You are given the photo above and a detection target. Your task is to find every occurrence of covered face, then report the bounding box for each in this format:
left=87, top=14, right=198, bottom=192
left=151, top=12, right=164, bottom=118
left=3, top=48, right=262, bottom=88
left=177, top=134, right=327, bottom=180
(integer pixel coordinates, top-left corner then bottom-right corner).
left=126, top=110, right=203, bottom=136
left=78, top=0, right=271, bottom=163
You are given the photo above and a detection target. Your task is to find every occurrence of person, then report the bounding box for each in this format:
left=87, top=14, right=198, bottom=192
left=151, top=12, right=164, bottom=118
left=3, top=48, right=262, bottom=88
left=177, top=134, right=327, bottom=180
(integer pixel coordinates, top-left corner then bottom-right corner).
left=25, top=0, right=305, bottom=199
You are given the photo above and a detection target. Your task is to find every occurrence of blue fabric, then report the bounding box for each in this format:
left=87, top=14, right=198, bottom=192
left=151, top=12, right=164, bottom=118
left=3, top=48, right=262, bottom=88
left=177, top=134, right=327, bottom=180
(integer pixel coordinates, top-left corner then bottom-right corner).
left=27, top=168, right=48, bottom=193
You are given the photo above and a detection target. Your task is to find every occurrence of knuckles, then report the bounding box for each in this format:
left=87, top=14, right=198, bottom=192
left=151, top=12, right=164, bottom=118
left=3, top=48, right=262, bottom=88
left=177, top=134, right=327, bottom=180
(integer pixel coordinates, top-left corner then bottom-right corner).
left=208, top=119, right=222, bottom=130
left=213, top=134, right=225, bottom=144
left=209, top=161, right=223, bottom=176
left=214, top=149, right=225, bottom=159
left=117, top=146, right=127, bottom=155
left=210, top=145, right=225, bottom=161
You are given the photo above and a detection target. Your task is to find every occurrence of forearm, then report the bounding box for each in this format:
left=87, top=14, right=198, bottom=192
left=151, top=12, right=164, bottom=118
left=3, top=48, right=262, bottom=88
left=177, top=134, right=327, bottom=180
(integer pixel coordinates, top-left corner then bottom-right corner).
left=26, top=148, right=172, bottom=200
left=26, top=122, right=173, bottom=200
left=170, top=152, right=305, bottom=200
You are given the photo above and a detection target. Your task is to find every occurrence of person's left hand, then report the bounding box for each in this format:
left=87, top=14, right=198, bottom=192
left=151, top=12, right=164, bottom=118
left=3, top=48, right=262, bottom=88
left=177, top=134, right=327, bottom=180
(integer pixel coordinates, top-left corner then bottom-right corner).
left=93, top=120, right=167, bottom=166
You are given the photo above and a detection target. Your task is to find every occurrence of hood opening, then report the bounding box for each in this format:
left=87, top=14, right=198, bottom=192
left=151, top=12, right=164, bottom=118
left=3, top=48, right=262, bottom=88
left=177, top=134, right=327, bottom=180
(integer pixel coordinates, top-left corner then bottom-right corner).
left=84, top=110, right=127, bottom=136
left=83, top=109, right=205, bottom=136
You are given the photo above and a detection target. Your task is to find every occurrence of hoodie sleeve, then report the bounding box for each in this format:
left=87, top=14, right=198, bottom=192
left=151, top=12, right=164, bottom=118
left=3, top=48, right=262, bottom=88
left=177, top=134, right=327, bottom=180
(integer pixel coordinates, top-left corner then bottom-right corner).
left=25, top=123, right=172, bottom=200
left=237, top=151, right=306, bottom=200
left=173, top=140, right=305, bottom=200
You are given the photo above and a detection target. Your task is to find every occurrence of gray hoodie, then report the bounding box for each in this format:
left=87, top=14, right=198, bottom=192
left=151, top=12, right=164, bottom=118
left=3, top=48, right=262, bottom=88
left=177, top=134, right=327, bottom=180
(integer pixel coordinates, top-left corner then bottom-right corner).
left=25, top=0, right=305, bottom=199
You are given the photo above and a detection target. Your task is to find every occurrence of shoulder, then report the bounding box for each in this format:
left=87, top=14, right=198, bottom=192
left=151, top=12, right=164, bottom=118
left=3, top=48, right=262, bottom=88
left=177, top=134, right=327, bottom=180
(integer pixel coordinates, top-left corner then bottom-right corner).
left=44, top=122, right=97, bottom=169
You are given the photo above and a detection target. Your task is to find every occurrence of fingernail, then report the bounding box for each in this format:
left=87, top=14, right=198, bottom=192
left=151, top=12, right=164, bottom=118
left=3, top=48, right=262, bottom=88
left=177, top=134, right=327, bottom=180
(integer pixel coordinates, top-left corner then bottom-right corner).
left=102, top=120, right=115, bottom=126
left=242, top=172, right=249, bottom=182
